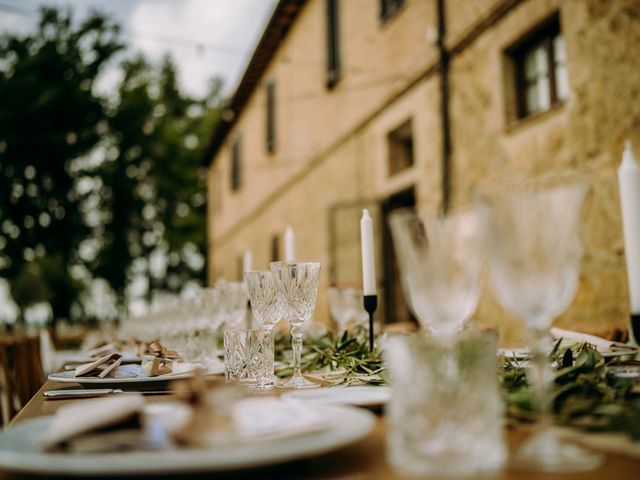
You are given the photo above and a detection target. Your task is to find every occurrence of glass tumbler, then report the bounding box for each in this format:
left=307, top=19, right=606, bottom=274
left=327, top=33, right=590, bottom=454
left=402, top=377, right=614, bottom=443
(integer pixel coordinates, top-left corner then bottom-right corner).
left=385, top=330, right=506, bottom=477
left=223, top=330, right=274, bottom=389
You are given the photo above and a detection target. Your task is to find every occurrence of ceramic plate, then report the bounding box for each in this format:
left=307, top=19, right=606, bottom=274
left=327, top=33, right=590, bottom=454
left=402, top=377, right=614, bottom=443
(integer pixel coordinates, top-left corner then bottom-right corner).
left=0, top=405, right=375, bottom=476
left=48, top=363, right=225, bottom=389
left=282, top=386, right=390, bottom=407
left=498, top=347, right=638, bottom=360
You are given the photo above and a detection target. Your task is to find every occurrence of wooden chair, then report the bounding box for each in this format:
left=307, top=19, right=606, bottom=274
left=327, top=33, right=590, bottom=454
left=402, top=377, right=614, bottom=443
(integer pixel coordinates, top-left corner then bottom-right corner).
left=0, top=335, right=44, bottom=426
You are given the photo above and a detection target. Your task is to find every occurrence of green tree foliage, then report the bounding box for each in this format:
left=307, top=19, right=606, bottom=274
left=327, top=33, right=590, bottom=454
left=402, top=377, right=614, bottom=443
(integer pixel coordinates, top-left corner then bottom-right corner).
left=0, top=7, right=222, bottom=325
left=0, top=8, right=122, bottom=324
left=94, top=56, right=221, bottom=307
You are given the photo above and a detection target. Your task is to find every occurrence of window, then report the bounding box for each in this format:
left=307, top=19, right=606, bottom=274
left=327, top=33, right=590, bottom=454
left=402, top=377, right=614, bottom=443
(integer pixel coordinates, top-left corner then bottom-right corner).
left=508, top=16, right=568, bottom=119
left=265, top=81, right=276, bottom=153
left=380, top=0, right=404, bottom=22
left=387, top=120, right=414, bottom=176
left=230, top=137, right=242, bottom=191
left=270, top=234, right=280, bottom=262
left=326, top=0, right=340, bottom=89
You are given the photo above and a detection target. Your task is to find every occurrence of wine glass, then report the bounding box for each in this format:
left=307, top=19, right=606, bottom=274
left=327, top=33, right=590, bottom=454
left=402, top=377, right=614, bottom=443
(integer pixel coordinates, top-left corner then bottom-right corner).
left=217, top=280, right=248, bottom=331
left=327, top=287, right=353, bottom=333
left=478, top=177, right=601, bottom=472
left=389, top=208, right=484, bottom=342
left=270, top=261, right=321, bottom=389
left=244, top=270, right=281, bottom=389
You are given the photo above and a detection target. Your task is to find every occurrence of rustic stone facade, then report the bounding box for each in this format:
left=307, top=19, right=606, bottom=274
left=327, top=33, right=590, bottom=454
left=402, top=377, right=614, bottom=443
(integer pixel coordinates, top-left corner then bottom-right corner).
left=207, top=0, right=640, bottom=346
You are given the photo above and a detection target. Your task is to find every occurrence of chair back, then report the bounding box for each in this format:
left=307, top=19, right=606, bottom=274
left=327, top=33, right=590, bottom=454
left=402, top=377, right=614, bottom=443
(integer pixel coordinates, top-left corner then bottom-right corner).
left=0, top=335, right=44, bottom=425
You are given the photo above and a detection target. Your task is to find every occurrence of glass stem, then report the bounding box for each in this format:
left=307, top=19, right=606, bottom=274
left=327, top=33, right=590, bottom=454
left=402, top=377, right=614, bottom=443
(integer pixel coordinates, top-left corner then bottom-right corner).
left=265, top=326, right=275, bottom=381
left=527, top=326, right=554, bottom=428
left=291, top=322, right=304, bottom=378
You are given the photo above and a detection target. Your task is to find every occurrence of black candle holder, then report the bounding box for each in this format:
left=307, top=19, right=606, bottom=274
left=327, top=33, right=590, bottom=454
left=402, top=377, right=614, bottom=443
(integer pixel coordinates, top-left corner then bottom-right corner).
left=363, top=295, right=378, bottom=352
left=631, top=313, right=640, bottom=345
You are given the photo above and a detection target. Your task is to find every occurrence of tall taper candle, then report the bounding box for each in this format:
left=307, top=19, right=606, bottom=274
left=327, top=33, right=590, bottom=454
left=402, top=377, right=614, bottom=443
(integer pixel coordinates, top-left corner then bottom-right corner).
left=617, top=141, right=640, bottom=344
left=360, top=209, right=376, bottom=295
left=284, top=226, right=295, bottom=261
left=242, top=250, right=253, bottom=273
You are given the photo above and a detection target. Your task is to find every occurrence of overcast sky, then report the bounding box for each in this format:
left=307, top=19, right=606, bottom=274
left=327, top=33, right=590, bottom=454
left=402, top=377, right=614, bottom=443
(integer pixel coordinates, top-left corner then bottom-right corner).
left=0, top=0, right=278, bottom=98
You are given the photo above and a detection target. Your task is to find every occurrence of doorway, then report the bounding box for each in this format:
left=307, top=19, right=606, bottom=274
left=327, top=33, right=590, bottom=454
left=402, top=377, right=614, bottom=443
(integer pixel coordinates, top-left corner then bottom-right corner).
left=381, top=187, right=416, bottom=326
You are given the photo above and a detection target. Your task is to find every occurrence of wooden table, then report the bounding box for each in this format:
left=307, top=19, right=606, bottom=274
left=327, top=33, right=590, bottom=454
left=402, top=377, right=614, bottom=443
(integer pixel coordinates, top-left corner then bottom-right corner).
left=3, top=380, right=640, bottom=479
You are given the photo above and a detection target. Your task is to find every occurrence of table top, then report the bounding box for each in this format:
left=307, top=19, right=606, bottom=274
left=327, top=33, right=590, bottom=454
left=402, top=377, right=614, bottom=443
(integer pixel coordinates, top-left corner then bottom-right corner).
left=3, top=380, right=640, bottom=479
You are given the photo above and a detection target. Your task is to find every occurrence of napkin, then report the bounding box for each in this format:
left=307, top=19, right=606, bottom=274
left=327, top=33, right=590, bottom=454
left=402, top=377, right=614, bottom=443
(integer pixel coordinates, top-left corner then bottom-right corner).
left=231, top=398, right=326, bottom=440
left=85, top=342, right=118, bottom=358
left=41, top=394, right=145, bottom=452
left=75, top=352, right=123, bottom=378
left=550, top=328, right=637, bottom=353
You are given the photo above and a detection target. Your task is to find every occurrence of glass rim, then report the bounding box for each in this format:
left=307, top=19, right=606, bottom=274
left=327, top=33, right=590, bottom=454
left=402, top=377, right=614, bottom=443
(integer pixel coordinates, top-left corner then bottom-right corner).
left=269, top=260, right=321, bottom=267
left=473, top=172, right=591, bottom=201
left=223, top=329, right=272, bottom=334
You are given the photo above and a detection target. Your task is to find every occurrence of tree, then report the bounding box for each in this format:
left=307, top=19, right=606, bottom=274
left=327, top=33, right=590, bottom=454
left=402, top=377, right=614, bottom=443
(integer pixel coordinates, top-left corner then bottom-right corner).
left=92, top=55, right=222, bottom=310
left=0, top=8, right=122, bottom=327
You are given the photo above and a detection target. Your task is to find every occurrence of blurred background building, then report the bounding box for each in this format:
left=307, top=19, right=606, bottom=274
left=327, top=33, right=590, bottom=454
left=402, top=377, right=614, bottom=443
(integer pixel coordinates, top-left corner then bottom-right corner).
left=206, top=0, right=640, bottom=344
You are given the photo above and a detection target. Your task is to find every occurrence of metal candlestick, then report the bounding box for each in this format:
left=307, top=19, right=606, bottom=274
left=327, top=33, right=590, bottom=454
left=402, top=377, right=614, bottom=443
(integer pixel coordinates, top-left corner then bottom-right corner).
left=363, top=295, right=378, bottom=352
left=631, top=313, right=640, bottom=345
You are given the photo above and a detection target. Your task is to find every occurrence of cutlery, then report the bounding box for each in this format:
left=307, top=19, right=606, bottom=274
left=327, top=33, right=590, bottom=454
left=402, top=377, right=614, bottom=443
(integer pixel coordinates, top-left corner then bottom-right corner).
left=44, top=389, right=174, bottom=399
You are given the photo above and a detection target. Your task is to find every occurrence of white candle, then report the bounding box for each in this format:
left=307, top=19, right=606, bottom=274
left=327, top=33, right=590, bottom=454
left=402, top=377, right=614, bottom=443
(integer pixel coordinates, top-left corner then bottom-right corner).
left=242, top=250, right=253, bottom=273
left=618, top=141, right=640, bottom=313
left=360, top=209, right=376, bottom=296
left=284, top=226, right=295, bottom=261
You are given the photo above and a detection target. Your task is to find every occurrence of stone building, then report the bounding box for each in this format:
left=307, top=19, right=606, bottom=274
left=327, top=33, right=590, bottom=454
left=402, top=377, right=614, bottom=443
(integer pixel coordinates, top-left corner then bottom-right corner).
left=205, top=0, right=640, bottom=345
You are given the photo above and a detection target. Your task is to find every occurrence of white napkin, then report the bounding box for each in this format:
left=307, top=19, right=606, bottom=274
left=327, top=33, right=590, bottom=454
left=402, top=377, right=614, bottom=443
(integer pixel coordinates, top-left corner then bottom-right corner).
left=550, top=327, right=637, bottom=352
left=75, top=352, right=123, bottom=378
left=41, top=394, right=145, bottom=451
left=231, top=398, right=326, bottom=440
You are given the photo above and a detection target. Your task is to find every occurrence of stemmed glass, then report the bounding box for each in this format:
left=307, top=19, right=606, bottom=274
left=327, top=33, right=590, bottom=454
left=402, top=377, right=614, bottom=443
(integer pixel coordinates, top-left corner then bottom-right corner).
left=193, top=287, right=225, bottom=365
left=389, top=208, right=484, bottom=342
left=479, top=177, right=601, bottom=472
left=270, top=261, right=321, bottom=389
left=244, top=270, right=281, bottom=389
left=217, top=280, right=248, bottom=331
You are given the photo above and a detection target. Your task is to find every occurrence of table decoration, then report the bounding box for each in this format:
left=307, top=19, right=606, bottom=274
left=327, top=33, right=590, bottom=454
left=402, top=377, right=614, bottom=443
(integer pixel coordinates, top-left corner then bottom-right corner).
left=327, top=287, right=368, bottom=333
left=270, top=261, right=321, bottom=389
left=389, top=207, right=483, bottom=340
left=244, top=270, right=282, bottom=389
left=75, top=352, right=123, bottom=378
left=274, top=329, right=385, bottom=386
left=501, top=340, right=640, bottom=442
left=385, top=330, right=506, bottom=477
left=223, top=330, right=274, bottom=388
left=284, top=225, right=296, bottom=261
left=360, top=209, right=377, bottom=352
left=41, top=394, right=146, bottom=452
left=0, top=404, right=375, bottom=476
left=618, top=140, right=640, bottom=344
left=282, top=385, right=391, bottom=408
left=480, top=176, right=601, bottom=472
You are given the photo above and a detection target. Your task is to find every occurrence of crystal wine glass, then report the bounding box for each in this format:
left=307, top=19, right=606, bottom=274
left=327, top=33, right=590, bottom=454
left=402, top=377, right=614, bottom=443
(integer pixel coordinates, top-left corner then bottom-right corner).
left=327, top=287, right=353, bottom=333
left=389, top=208, right=484, bottom=342
left=479, top=177, right=601, bottom=472
left=270, top=261, right=321, bottom=389
left=244, top=270, right=282, bottom=389
left=217, top=280, right=248, bottom=331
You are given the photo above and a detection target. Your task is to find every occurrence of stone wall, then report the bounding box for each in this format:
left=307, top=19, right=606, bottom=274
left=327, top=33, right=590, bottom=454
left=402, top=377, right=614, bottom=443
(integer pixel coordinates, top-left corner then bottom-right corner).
left=208, top=0, right=640, bottom=345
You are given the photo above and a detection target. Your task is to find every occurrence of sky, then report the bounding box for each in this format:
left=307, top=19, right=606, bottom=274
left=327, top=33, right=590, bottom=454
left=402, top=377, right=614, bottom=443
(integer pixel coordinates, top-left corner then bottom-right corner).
left=0, top=0, right=278, bottom=97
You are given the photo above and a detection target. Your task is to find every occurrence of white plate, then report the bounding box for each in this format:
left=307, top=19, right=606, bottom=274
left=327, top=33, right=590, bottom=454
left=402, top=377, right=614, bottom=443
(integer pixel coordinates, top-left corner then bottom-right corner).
left=48, top=364, right=225, bottom=389
left=283, top=386, right=391, bottom=407
left=0, top=405, right=375, bottom=476
left=498, top=347, right=638, bottom=360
